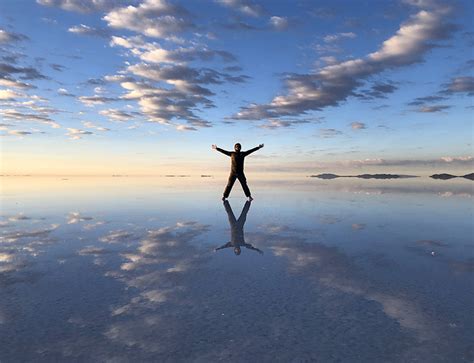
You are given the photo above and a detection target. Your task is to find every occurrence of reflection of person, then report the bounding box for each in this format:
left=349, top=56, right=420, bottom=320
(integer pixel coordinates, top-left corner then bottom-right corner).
left=215, top=200, right=263, bottom=256
left=212, top=143, right=264, bottom=201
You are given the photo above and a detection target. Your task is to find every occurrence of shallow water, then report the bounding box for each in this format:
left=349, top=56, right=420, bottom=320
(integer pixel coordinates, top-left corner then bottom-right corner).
left=1, top=177, right=473, bottom=362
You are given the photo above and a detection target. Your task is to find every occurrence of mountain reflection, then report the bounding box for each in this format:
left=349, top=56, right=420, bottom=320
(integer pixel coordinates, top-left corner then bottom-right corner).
left=216, top=200, right=263, bottom=255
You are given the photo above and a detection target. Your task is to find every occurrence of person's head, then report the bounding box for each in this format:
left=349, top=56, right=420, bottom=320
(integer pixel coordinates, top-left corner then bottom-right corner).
left=234, top=246, right=241, bottom=255
left=234, top=143, right=241, bottom=152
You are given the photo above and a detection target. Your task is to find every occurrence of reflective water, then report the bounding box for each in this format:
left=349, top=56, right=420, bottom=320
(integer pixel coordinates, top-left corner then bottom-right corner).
left=1, top=177, right=473, bottom=362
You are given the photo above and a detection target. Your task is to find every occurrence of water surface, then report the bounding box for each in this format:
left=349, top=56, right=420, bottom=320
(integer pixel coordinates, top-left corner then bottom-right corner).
left=1, top=177, right=473, bottom=362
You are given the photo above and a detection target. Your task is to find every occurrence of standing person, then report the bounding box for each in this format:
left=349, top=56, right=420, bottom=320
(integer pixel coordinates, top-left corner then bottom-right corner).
left=212, top=142, right=264, bottom=201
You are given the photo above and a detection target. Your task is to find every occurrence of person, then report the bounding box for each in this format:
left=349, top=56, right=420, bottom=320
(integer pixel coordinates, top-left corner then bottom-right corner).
left=212, top=142, right=264, bottom=201
left=215, top=200, right=263, bottom=256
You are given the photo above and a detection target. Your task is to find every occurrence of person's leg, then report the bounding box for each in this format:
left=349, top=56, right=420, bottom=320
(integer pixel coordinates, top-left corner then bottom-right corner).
left=237, top=174, right=251, bottom=198
left=223, top=174, right=237, bottom=198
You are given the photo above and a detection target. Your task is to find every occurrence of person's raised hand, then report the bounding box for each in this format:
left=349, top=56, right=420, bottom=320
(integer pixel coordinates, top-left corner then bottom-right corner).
left=212, top=144, right=217, bottom=150
left=259, top=143, right=264, bottom=148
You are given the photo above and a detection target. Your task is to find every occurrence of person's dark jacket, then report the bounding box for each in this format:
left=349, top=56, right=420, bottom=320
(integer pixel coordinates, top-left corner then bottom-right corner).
left=216, top=146, right=260, bottom=174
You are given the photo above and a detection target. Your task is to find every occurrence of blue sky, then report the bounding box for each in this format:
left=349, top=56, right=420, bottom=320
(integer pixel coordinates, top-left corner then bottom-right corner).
left=0, top=0, right=473, bottom=176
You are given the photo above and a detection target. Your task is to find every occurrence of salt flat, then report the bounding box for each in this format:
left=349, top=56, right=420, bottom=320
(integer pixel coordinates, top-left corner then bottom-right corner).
left=1, top=177, right=473, bottom=362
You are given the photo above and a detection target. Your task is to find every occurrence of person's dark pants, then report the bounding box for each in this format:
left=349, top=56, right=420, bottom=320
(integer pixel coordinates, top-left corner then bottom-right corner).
left=223, top=173, right=251, bottom=198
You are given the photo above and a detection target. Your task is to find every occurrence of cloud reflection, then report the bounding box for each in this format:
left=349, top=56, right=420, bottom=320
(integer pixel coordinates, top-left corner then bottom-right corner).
left=0, top=183, right=471, bottom=361
left=0, top=223, right=59, bottom=284
left=251, top=229, right=439, bottom=343
left=67, top=212, right=93, bottom=224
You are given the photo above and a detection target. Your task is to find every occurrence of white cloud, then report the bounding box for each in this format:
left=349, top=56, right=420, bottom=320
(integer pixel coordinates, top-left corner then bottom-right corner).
left=0, top=89, right=23, bottom=100
left=57, top=88, right=75, bottom=97
left=216, top=0, right=263, bottom=17
left=79, top=95, right=119, bottom=106
left=176, top=124, right=197, bottom=131
left=103, top=0, right=193, bottom=40
left=233, top=2, right=455, bottom=120
left=82, top=121, right=111, bottom=131
left=323, top=32, right=356, bottom=43
left=0, top=28, right=28, bottom=43
left=110, top=35, right=236, bottom=64
left=110, top=63, right=244, bottom=127
left=141, top=46, right=235, bottom=64
left=99, top=109, right=135, bottom=121
left=0, top=108, right=61, bottom=128
left=68, top=24, right=110, bottom=37
left=66, top=128, right=94, bottom=140
left=444, top=76, right=474, bottom=95
left=258, top=119, right=312, bottom=129
left=440, top=156, right=473, bottom=163
left=368, top=9, right=450, bottom=65
left=117, top=77, right=213, bottom=126
left=37, top=0, right=129, bottom=13
left=269, top=16, right=288, bottom=30
left=320, top=56, right=338, bottom=65
left=417, top=105, right=450, bottom=112
left=0, top=78, right=33, bottom=89
left=104, top=3, right=248, bottom=132
left=350, top=122, right=366, bottom=130
left=110, top=35, right=149, bottom=50
left=5, top=130, right=33, bottom=137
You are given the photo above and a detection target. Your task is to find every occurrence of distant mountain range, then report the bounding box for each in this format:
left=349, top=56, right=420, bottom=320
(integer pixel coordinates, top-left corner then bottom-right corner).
left=430, top=173, right=474, bottom=180
left=309, top=173, right=417, bottom=179
left=310, top=173, right=474, bottom=180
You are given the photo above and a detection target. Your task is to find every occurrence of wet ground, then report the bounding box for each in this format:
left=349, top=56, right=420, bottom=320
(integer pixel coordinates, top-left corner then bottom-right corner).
left=1, top=177, right=473, bottom=362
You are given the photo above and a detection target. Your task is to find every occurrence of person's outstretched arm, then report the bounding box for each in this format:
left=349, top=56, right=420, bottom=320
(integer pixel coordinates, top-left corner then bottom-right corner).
left=244, top=243, right=264, bottom=254
left=243, top=144, right=264, bottom=156
left=212, top=144, right=231, bottom=156
left=215, top=242, right=232, bottom=251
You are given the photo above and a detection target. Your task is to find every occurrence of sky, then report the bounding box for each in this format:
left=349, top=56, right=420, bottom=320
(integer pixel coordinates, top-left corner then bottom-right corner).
left=0, top=0, right=473, bottom=176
